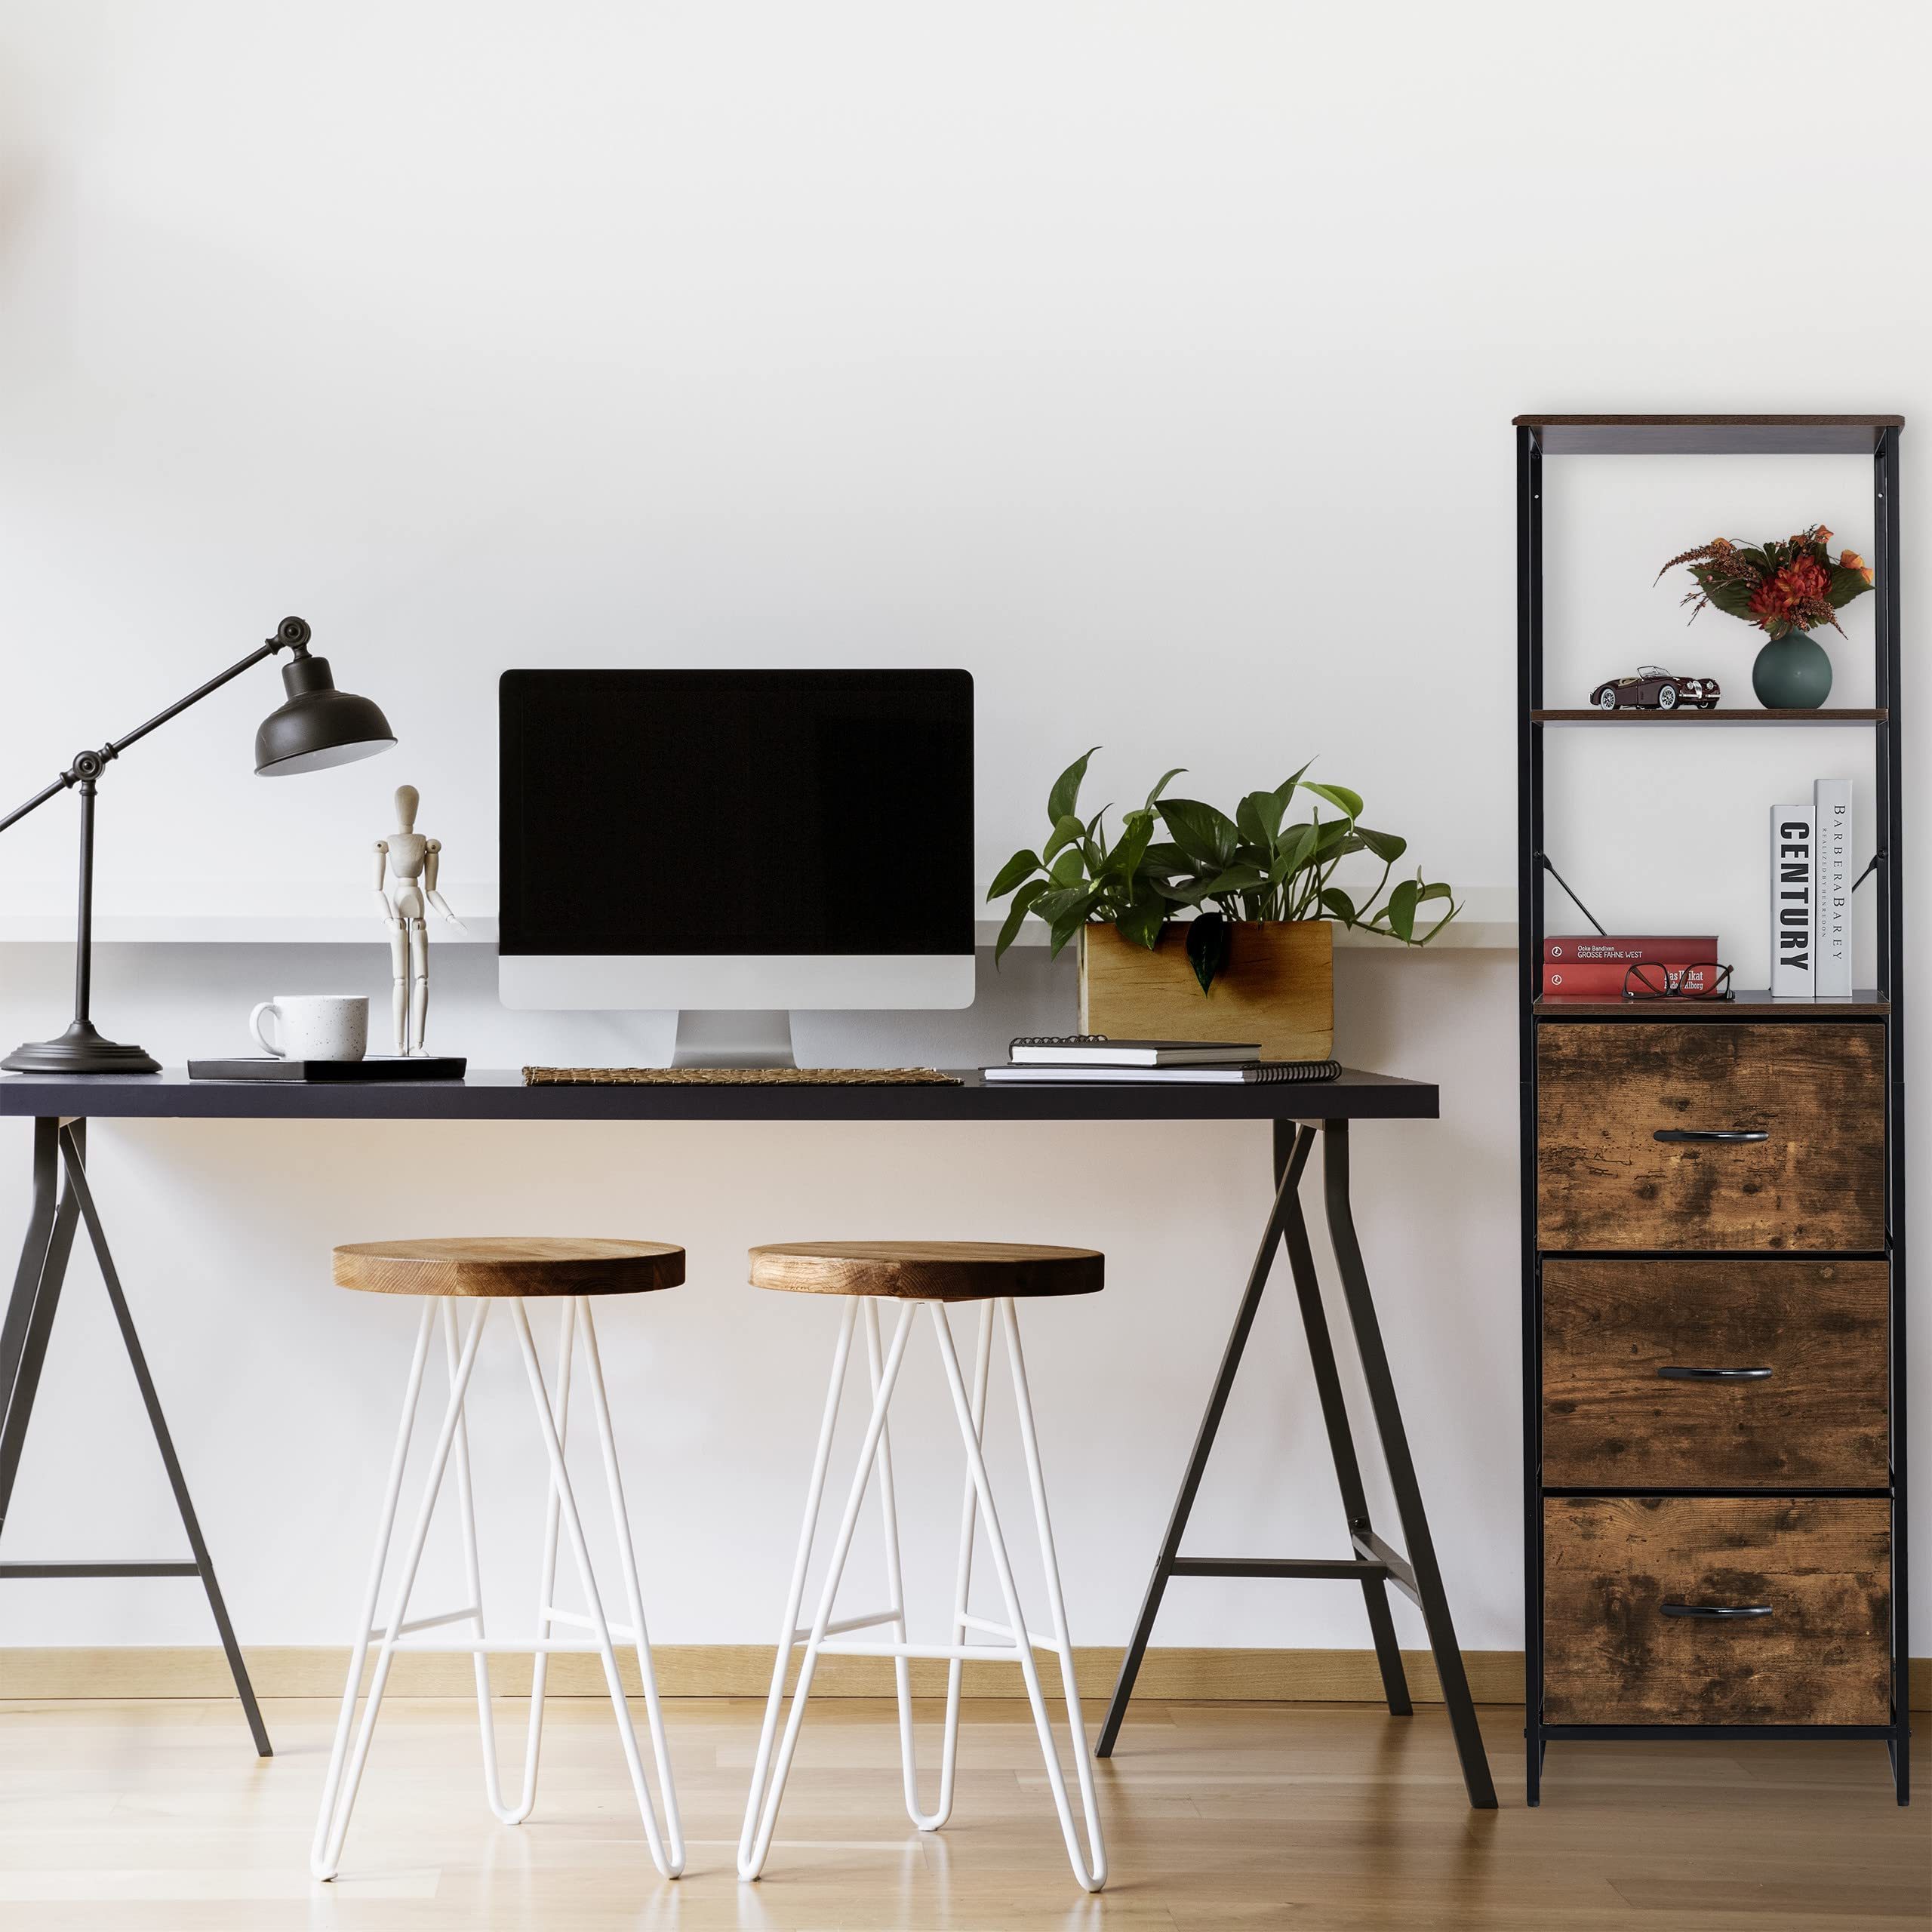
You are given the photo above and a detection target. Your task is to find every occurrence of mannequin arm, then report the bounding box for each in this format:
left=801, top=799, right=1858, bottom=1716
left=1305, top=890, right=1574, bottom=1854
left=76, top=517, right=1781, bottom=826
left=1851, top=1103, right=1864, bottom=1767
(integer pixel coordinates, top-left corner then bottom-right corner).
left=373, top=840, right=395, bottom=920
left=423, top=840, right=468, bottom=931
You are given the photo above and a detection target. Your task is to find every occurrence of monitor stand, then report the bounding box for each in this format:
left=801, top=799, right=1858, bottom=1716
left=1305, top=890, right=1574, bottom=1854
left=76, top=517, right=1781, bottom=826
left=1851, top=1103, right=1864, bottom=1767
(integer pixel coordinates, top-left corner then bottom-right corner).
left=671, top=1010, right=797, bottom=1069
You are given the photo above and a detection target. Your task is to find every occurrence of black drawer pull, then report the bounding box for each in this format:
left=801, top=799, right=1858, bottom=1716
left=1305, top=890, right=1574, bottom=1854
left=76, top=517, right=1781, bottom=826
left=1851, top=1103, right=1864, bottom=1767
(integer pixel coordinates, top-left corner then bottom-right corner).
left=1661, top=1601, right=1774, bottom=1620
left=1654, top=1128, right=1769, bottom=1143
left=1657, top=1365, right=1774, bottom=1382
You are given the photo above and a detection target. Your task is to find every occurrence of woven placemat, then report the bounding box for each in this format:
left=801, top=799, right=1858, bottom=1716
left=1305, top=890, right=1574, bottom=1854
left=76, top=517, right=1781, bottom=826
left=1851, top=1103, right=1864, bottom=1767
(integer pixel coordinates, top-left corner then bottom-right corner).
left=522, top=1065, right=961, bottom=1087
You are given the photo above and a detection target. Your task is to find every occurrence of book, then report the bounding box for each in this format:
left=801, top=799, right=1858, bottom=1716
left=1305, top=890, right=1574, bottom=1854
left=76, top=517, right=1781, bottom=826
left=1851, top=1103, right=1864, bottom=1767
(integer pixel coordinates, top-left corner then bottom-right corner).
left=981, top=1059, right=1341, bottom=1085
left=1543, top=934, right=1718, bottom=964
left=1008, top=1035, right=1261, bottom=1067
left=1814, top=777, right=1854, bottom=998
left=187, top=1056, right=468, bottom=1081
left=1769, top=804, right=1817, bottom=998
left=1540, top=961, right=1725, bottom=999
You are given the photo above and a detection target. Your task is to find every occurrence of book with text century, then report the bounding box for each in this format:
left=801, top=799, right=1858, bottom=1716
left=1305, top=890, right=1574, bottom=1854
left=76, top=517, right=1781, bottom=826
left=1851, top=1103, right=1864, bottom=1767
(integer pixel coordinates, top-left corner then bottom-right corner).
left=1770, top=804, right=1817, bottom=998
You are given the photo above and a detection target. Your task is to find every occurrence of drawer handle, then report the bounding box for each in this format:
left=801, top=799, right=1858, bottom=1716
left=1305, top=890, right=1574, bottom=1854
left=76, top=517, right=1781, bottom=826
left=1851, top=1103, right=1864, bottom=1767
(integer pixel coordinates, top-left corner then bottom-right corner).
left=1657, top=1365, right=1774, bottom=1382
left=1653, top=1129, right=1770, bottom=1143
left=1661, top=1602, right=1774, bottom=1620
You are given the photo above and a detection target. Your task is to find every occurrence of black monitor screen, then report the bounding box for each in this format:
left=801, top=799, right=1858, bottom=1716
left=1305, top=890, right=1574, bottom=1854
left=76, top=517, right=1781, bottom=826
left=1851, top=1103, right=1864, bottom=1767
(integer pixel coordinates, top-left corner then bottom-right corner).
left=500, top=669, right=974, bottom=956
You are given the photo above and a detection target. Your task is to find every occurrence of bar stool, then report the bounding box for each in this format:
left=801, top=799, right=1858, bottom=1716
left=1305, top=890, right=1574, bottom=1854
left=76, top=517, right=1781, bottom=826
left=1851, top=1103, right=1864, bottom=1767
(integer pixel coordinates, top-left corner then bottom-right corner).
left=310, top=1237, right=685, bottom=1883
left=737, top=1240, right=1108, bottom=1894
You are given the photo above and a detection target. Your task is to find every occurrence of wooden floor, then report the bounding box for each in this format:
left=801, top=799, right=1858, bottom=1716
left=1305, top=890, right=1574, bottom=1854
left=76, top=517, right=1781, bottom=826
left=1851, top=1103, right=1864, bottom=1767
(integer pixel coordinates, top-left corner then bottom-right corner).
left=0, top=1697, right=1924, bottom=1930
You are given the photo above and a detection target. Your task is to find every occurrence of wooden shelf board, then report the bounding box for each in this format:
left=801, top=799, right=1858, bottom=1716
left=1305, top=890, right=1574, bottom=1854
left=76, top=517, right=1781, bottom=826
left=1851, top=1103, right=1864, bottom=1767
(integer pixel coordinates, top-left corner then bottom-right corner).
left=1532, top=708, right=1887, bottom=724
left=1536, top=990, right=1889, bottom=1020
left=1515, top=414, right=1902, bottom=455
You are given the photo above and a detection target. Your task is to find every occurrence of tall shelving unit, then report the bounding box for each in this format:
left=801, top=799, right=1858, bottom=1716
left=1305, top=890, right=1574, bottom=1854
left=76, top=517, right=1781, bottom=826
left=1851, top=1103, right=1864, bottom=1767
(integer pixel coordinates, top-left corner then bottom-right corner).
left=1515, top=415, right=1907, bottom=1803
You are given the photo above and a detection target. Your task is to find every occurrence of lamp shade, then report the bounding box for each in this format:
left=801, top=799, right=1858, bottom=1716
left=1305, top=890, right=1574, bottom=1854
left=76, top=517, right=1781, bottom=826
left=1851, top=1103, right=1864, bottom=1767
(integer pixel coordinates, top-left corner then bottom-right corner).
left=254, top=654, right=396, bottom=775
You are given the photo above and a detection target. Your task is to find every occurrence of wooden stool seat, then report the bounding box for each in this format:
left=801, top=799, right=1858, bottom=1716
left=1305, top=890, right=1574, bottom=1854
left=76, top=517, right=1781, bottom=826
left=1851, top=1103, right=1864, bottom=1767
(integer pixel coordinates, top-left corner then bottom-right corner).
left=333, top=1237, right=685, bottom=1299
left=748, top=1240, right=1103, bottom=1303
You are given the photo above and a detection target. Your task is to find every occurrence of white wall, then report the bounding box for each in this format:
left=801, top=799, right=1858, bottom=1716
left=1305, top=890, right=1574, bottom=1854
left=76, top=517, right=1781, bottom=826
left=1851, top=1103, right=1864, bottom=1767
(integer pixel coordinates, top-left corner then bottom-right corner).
left=0, top=2, right=1924, bottom=1656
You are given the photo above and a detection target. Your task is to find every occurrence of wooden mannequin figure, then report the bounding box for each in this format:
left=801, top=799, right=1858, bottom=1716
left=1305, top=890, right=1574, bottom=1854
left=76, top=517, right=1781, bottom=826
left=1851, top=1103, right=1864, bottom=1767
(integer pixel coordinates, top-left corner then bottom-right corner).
left=373, top=786, right=463, bottom=1055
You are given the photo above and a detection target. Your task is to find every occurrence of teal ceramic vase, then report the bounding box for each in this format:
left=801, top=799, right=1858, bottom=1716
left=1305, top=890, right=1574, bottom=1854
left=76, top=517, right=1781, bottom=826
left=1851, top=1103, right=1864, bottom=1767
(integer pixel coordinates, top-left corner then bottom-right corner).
left=1751, top=629, right=1833, bottom=709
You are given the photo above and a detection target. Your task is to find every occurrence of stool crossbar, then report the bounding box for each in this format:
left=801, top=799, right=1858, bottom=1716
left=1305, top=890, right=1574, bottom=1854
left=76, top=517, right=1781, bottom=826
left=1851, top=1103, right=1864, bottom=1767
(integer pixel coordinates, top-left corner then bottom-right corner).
left=737, top=1292, right=1106, bottom=1893
left=311, top=1291, right=682, bottom=1881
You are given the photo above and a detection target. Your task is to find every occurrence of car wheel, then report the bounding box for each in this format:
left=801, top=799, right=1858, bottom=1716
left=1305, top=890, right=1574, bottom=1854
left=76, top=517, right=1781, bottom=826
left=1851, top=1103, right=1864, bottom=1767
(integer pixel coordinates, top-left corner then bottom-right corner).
left=1598, top=688, right=1617, bottom=709
left=1657, top=686, right=1678, bottom=709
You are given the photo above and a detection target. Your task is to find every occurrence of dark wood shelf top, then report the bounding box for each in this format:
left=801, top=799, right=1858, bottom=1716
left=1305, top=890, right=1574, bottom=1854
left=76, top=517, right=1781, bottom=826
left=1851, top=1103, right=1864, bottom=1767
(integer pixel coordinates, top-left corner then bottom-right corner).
left=1533, top=708, right=1887, bottom=724
left=1536, top=991, right=1888, bottom=1021
left=1515, top=414, right=1903, bottom=456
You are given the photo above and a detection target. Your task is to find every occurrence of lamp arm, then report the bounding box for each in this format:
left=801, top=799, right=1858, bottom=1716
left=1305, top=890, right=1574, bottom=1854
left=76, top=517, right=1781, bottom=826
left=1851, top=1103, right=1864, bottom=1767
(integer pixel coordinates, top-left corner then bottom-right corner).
left=0, top=617, right=311, bottom=838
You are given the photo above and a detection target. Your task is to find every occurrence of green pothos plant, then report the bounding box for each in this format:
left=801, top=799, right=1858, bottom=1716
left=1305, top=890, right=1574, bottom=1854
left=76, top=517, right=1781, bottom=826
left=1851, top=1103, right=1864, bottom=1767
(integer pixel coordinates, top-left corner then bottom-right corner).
left=989, top=749, right=1458, bottom=993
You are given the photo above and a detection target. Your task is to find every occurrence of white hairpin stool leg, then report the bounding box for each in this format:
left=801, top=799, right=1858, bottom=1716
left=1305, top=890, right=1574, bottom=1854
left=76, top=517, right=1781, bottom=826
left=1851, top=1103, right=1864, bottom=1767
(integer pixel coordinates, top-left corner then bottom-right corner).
left=309, top=1302, right=435, bottom=1881
left=739, top=1300, right=916, bottom=1881
left=737, top=1300, right=858, bottom=1877
left=929, top=1300, right=1106, bottom=1892
left=314, top=1299, right=492, bottom=1882
left=511, top=1298, right=575, bottom=1826
left=507, top=1298, right=681, bottom=1879
left=442, top=1301, right=523, bottom=1825
left=576, top=1296, right=685, bottom=1875
left=904, top=1297, right=992, bottom=1833
left=999, top=1297, right=1107, bottom=1888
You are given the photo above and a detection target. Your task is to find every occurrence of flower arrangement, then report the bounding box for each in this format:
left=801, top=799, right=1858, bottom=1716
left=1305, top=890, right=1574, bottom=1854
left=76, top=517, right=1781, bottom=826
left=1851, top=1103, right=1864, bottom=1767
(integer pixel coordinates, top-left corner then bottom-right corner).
left=1657, top=525, right=1872, bottom=640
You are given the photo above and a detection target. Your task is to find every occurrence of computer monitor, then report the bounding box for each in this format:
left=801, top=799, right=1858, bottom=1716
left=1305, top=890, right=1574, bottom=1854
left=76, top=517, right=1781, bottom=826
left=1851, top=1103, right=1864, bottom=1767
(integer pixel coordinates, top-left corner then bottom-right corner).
left=498, top=669, right=975, bottom=1063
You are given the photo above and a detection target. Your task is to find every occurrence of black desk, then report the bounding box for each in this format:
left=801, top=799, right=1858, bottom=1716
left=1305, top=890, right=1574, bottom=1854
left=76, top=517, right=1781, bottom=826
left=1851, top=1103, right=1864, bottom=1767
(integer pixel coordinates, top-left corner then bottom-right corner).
left=0, top=1069, right=1495, bottom=1807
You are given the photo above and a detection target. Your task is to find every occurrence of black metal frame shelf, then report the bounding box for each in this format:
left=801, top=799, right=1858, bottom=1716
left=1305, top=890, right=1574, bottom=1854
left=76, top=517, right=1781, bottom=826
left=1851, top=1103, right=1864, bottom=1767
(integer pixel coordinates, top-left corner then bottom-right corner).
left=1515, top=413, right=1908, bottom=1807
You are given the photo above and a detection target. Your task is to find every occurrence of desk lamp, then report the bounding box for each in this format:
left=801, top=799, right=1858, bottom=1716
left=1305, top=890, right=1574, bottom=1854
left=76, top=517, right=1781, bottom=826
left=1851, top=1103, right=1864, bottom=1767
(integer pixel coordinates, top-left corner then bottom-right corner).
left=0, top=617, right=395, bottom=1074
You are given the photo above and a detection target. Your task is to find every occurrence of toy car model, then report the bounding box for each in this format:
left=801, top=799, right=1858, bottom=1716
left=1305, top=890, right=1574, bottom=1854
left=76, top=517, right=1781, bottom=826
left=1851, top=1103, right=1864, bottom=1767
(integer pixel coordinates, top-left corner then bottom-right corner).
left=1589, top=666, right=1721, bottom=711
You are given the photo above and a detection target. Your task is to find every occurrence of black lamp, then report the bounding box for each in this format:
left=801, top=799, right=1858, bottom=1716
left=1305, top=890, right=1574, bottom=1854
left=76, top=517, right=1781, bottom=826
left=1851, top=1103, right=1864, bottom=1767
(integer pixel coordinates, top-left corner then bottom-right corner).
left=0, top=617, right=395, bottom=1075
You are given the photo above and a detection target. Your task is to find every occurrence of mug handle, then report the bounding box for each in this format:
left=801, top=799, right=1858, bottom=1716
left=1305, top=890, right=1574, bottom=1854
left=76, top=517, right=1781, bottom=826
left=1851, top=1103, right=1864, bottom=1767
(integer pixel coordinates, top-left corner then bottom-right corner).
left=250, top=1001, right=284, bottom=1057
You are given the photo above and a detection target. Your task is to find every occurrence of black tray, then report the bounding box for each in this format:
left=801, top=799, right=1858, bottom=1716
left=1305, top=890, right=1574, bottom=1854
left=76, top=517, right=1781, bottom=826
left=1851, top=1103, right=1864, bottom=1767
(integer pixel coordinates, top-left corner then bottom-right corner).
left=187, top=1056, right=469, bottom=1082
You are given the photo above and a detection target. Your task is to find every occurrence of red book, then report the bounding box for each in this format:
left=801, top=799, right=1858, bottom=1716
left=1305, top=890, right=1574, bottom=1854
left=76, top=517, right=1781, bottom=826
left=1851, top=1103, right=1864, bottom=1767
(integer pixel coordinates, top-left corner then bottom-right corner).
left=1542, top=961, right=1725, bottom=998
left=1543, top=934, right=1718, bottom=965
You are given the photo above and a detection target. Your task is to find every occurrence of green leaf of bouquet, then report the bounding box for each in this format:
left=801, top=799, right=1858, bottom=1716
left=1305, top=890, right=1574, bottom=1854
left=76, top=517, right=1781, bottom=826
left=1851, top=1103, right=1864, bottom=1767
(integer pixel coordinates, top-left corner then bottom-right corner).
left=1048, top=748, right=1098, bottom=826
left=1827, top=565, right=1873, bottom=608
left=987, top=850, right=1041, bottom=900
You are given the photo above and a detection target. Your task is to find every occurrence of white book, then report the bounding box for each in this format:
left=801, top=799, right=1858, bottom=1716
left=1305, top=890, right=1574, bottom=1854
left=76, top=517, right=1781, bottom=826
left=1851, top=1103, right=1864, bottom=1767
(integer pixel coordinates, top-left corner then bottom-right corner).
left=1814, top=777, right=1854, bottom=998
left=1769, top=804, right=1817, bottom=998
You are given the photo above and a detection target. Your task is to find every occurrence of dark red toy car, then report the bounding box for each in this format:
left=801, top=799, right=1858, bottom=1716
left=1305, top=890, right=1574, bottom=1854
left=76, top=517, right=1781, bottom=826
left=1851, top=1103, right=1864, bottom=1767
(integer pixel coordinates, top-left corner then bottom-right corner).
left=1589, top=666, right=1721, bottom=711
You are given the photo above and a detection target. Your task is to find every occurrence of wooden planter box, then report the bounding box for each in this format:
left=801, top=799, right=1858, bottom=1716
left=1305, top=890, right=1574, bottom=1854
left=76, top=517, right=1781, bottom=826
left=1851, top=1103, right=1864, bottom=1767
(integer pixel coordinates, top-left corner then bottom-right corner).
left=1078, top=919, right=1335, bottom=1061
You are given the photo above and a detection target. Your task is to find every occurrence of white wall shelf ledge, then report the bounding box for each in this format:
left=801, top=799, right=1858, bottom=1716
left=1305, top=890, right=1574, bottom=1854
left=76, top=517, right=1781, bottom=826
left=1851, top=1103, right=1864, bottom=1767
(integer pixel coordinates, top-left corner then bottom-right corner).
left=0, top=888, right=1518, bottom=950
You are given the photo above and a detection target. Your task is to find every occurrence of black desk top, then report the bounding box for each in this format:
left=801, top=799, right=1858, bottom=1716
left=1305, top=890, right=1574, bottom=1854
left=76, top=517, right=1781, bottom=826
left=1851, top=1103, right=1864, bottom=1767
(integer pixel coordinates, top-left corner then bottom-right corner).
left=0, top=1068, right=1438, bottom=1124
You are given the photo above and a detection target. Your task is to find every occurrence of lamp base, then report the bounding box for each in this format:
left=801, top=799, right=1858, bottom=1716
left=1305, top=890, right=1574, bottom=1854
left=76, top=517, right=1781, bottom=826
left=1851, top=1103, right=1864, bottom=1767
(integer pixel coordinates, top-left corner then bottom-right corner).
left=2, top=1020, right=161, bottom=1075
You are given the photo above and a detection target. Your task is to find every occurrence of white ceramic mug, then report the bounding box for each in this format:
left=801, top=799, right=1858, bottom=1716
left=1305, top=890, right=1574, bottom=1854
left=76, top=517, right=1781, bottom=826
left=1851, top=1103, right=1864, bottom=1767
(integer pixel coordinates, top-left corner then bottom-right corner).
left=249, top=994, right=368, bottom=1062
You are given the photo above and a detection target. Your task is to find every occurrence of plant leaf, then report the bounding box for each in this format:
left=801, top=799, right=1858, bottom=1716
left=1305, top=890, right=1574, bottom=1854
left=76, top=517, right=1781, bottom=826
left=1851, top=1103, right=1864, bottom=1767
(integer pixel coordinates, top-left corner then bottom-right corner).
left=1319, top=886, right=1358, bottom=926
left=1301, top=780, right=1364, bottom=820
left=1116, top=885, right=1168, bottom=949
left=1386, top=875, right=1420, bottom=943
left=1158, top=798, right=1239, bottom=869
left=1050, top=847, right=1088, bottom=886
left=1047, top=748, right=1098, bottom=826
left=1355, top=826, right=1407, bottom=864
left=1144, top=766, right=1186, bottom=808
left=1827, top=565, right=1873, bottom=608
left=1201, top=863, right=1269, bottom=897
left=1184, top=911, right=1231, bottom=994
left=1267, top=821, right=1319, bottom=882
left=1236, top=789, right=1288, bottom=854
left=1047, top=887, right=1102, bottom=958
left=1042, top=813, right=1086, bottom=862
left=987, top=849, right=1041, bottom=900
left=992, top=876, right=1046, bottom=964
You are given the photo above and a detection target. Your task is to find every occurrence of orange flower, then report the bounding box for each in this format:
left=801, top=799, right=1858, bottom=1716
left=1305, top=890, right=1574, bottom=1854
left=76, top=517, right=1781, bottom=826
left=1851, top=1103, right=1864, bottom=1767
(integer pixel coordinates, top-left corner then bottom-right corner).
left=1815, top=526, right=1834, bottom=544
left=1841, top=548, right=1873, bottom=584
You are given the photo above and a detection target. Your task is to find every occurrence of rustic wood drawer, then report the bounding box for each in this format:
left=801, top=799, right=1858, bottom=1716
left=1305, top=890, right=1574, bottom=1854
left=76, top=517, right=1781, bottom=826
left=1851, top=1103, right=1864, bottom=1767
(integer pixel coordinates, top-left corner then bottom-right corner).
left=1543, top=1496, right=1890, bottom=1725
left=1542, top=1259, right=1889, bottom=1487
left=1537, top=1023, right=1885, bottom=1251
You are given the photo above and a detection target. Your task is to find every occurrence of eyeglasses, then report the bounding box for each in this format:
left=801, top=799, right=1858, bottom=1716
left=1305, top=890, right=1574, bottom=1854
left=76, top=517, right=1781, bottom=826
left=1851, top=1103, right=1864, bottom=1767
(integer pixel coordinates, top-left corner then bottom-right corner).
left=1622, top=961, right=1734, bottom=1002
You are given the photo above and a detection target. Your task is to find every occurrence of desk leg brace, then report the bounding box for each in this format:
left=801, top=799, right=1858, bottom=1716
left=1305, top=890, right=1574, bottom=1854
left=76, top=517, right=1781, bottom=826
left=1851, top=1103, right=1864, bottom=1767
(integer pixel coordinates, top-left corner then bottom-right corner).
left=1097, top=1119, right=1496, bottom=1810
left=0, top=1118, right=269, bottom=1757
